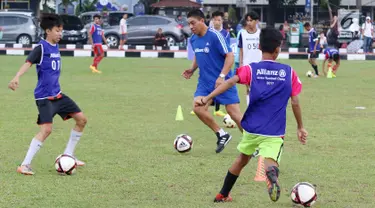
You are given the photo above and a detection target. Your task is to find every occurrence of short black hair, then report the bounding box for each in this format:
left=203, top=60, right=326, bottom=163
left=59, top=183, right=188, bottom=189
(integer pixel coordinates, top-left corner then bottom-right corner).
left=260, top=27, right=283, bottom=53
left=332, top=53, right=340, bottom=62
left=40, top=13, right=63, bottom=31
left=187, top=9, right=205, bottom=20
left=93, top=14, right=101, bottom=19
left=212, top=11, right=224, bottom=18
left=303, top=22, right=311, bottom=28
left=245, top=11, right=259, bottom=21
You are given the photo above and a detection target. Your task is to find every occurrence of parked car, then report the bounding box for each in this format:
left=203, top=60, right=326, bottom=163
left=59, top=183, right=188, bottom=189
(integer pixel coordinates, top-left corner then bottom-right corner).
left=59, top=14, right=87, bottom=44
left=103, top=15, right=185, bottom=47
left=0, top=12, right=40, bottom=44
left=175, top=16, right=192, bottom=38
left=79, top=11, right=134, bottom=29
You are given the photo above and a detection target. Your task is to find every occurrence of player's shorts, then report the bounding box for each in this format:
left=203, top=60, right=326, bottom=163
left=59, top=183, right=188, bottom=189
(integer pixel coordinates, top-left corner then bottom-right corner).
left=194, top=82, right=240, bottom=105
left=35, top=93, right=81, bottom=125
left=93, top=44, right=104, bottom=56
left=237, top=131, right=284, bottom=164
left=121, top=34, right=127, bottom=41
left=309, top=49, right=322, bottom=59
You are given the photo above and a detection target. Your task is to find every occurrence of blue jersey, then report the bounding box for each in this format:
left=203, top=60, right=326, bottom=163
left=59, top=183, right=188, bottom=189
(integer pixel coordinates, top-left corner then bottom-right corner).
left=190, top=28, right=232, bottom=86
left=236, top=61, right=302, bottom=136
left=219, top=29, right=230, bottom=45
left=90, top=24, right=103, bottom=44
left=324, top=48, right=338, bottom=58
left=308, top=28, right=320, bottom=52
left=34, top=40, right=62, bottom=99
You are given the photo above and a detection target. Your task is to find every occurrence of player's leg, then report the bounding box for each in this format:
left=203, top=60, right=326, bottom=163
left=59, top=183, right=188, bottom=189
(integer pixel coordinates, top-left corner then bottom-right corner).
left=213, top=102, right=226, bottom=117
left=17, top=100, right=55, bottom=175
left=57, top=94, right=87, bottom=166
left=90, top=45, right=101, bottom=73
left=218, top=85, right=243, bottom=133
left=119, top=35, right=124, bottom=49
left=225, top=103, right=243, bottom=133
left=309, top=54, right=319, bottom=77
left=94, top=45, right=104, bottom=71
left=258, top=136, right=284, bottom=202
left=214, top=132, right=258, bottom=202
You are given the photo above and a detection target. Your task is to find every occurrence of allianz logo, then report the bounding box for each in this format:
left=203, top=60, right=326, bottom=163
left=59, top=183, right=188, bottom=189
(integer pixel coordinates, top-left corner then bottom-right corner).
left=256, top=69, right=286, bottom=78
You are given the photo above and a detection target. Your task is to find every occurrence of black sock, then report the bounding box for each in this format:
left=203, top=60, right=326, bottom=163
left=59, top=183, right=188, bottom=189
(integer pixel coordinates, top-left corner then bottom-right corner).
left=219, top=171, right=239, bottom=197
left=215, top=103, right=220, bottom=111
left=311, top=64, right=319, bottom=75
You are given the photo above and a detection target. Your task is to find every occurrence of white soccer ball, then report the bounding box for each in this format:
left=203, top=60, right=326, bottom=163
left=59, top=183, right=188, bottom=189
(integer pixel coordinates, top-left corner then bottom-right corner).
left=306, top=70, right=313, bottom=77
left=174, top=134, right=193, bottom=153
left=290, top=182, right=317, bottom=207
left=55, top=154, right=77, bottom=175
left=223, top=114, right=236, bottom=128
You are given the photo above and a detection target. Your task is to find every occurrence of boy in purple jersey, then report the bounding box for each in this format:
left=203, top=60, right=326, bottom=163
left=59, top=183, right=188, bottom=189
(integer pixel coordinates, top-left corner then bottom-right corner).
left=196, top=27, right=308, bottom=203
left=88, top=14, right=108, bottom=74
left=304, top=22, right=320, bottom=78
left=183, top=9, right=243, bottom=153
left=322, top=47, right=340, bottom=77
left=8, top=13, right=88, bottom=175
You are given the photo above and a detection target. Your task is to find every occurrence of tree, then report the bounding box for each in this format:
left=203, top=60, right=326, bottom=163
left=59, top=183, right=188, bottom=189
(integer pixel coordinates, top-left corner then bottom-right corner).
left=249, top=0, right=298, bottom=27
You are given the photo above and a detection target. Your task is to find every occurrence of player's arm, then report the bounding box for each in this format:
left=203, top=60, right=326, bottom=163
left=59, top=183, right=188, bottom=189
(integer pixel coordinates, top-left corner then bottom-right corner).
left=238, top=33, right=243, bottom=67
left=313, top=32, right=319, bottom=53
left=101, top=31, right=108, bottom=46
left=88, top=24, right=94, bottom=45
left=9, top=45, right=41, bottom=91
left=290, top=69, right=307, bottom=144
left=201, top=75, right=240, bottom=103
left=190, top=55, right=198, bottom=71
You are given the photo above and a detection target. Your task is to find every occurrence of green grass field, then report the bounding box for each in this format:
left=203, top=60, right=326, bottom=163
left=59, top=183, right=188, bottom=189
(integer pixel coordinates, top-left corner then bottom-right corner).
left=1, top=56, right=375, bottom=208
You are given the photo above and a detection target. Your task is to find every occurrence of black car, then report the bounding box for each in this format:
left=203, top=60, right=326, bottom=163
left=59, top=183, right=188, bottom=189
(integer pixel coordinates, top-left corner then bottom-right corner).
left=60, top=14, right=87, bottom=44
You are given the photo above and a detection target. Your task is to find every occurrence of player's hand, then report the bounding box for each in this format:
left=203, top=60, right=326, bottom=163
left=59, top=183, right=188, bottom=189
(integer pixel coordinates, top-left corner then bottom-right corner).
left=182, top=69, right=195, bottom=79
left=194, top=96, right=208, bottom=106
left=297, top=128, right=308, bottom=145
left=313, top=49, right=316, bottom=54
left=8, top=77, right=19, bottom=91
left=215, top=77, right=224, bottom=88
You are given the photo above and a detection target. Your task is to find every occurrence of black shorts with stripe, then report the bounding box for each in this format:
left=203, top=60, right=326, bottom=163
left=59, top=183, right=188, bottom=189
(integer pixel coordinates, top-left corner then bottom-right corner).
left=35, top=93, right=81, bottom=125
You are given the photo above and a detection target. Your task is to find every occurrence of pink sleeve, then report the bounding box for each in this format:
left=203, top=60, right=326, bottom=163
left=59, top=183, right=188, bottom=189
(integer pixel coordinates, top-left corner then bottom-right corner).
left=90, top=25, right=95, bottom=34
left=291, top=69, right=302, bottom=96
left=236, top=65, right=252, bottom=85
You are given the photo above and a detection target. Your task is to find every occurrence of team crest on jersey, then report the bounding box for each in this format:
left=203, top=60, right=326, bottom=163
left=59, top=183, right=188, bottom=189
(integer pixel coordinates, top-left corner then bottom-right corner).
left=279, top=69, right=286, bottom=78
left=204, top=47, right=209, bottom=53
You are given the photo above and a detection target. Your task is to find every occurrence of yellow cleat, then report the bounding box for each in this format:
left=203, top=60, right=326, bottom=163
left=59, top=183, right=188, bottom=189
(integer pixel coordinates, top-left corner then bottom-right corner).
left=89, top=65, right=102, bottom=74
left=214, top=110, right=226, bottom=117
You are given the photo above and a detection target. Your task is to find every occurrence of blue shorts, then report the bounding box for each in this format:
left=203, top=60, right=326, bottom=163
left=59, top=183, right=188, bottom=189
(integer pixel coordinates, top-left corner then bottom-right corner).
left=233, top=62, right=240, bottom=74
left=194, top=82, right=240, bottom=105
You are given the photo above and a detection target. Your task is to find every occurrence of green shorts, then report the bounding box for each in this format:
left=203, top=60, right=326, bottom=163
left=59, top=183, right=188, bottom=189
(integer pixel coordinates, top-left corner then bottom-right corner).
left=237, top=131, right=284, bottom=164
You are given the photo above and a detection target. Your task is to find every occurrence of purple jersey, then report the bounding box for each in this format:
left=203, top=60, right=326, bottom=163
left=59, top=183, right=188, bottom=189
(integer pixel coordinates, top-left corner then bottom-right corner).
left=324, top=48, right=338, bottom=58
left=33, top=40, right=62, bottom=99
left=236, top=61, right=302, bottom=136
left=308, top=28, right=320, bottom=52
left=90, top=24, right=103, bottom=44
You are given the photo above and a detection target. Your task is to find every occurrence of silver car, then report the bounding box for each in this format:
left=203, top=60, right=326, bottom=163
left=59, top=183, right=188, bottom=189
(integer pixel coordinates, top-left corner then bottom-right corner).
left=0, top=12, right=40, bottom=44
left=103, top=15, right=185, bottom=47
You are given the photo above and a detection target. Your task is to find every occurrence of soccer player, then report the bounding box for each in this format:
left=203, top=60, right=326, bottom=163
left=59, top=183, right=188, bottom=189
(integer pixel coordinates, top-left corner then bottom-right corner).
left=211, top=10, right=231, bottom=117
left=322, top=47, right=340, bottom=77
left=8, top=13, right=87, bottom=175
left=304, top=22, right=320, bottom=78
left=88, top=14, right=108, bottom=74
left=195, top=27, right=308, bottom=203
left=182, top=9, right=243, bottom=153
left=238, top=11, right=262, bottom=105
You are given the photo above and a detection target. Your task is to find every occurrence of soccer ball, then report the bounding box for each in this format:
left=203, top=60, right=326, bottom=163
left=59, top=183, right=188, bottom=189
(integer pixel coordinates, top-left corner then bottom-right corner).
left=55, top=154, right=77, bottom=175
left=290, top=182, right=317, bottom=207
left=174, top=134, right=193, bottom=153
left=223, top=114, right=236, bottom=128
left=306, top=70, right=313, bottom=77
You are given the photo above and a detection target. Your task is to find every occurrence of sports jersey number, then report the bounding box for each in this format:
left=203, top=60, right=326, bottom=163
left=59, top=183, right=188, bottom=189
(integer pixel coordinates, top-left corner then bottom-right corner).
left=51, top=60, right=61, bottom=71
left=247, top=43, right=259, bottom=50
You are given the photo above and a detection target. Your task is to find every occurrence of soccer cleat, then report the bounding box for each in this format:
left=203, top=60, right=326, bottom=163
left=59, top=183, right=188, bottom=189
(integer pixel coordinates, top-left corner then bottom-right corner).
left=89, top=65, right=102, bottom=74
left=214, top=193, right=233, bottom=203
left=17, top=165, right=34, bottom=175
left=75, top=159, right=85, bottom=167
left=215, top=132, right=232, bottom=153
left=190, top=110, right=195, bottom=115
left=266, top=166, right=281, bottom=202
left=214, top=110, right=226, bottom=117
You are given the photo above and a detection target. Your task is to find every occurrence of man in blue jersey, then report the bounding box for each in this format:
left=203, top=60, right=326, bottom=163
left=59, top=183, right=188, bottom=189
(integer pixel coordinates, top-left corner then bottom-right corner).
left=196, top=27, right=308, bottom=203
left=8, top=13, right=88, bottom=175
left=182, top=9, right=242, bottom=153
left=304, top=22, right=320, bottom=78
left=322, top=47, right=340, bottom=77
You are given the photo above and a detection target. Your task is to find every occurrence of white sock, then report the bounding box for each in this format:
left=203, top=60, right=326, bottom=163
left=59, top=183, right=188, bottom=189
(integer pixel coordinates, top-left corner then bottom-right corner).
left=64, top=129, right=82, bottom=156
left=218, top=128, right=226, bottom=137
left=21, top=138, right=43, bottom=166
left=246, top=95, right=250, bottom=106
